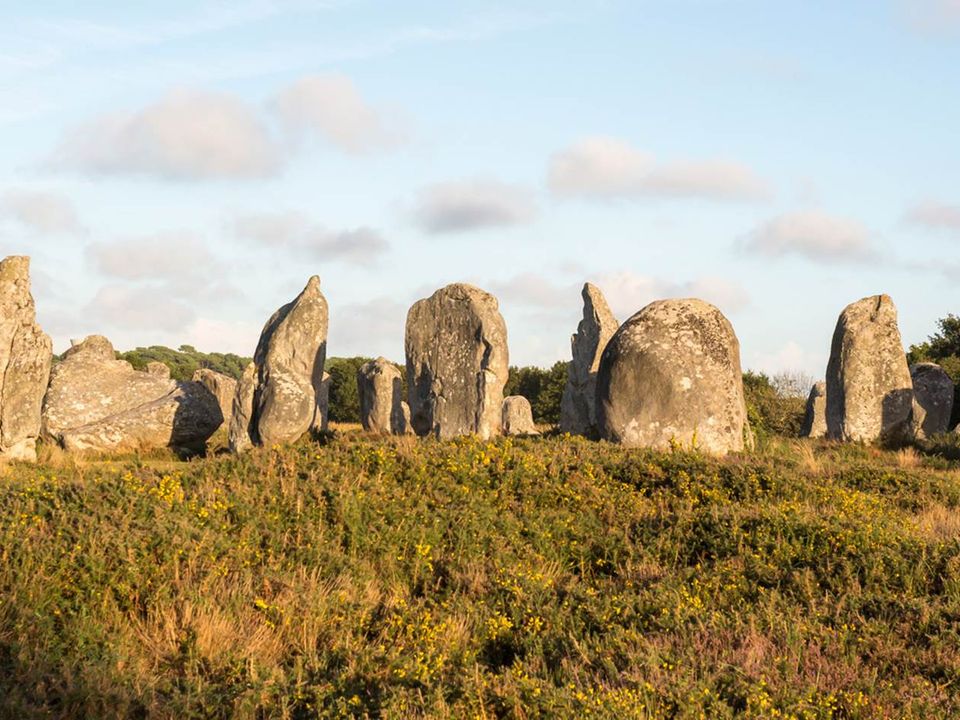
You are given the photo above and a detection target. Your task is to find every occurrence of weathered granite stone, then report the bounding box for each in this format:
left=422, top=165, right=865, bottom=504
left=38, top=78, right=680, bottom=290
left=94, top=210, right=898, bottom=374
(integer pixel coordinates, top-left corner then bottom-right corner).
left=193, top=368, right=237, bottom=428
left=60, top=382, right=222, bottom=454
left=230, top=276, right=328, bottom=451
left=0, top=256, right=52, bottom=461
left=228, top=362, right=257, bottom=454
left=146, top=362, right=171, bottom=379
left=316, top=371, right=331, bottom=433
left=596, top=298, right=748, bottom=455
left=405, top=283, right=508, bottom=439
left=560, top=283, right=618, bottom=437
left=42, top=334, right=220, bottom=453
left=825, top=295, right=914, bottom=443
left=910, top=362, right=954, bottom=438
left=801, top=381, right=828, bottom=439
left=357, top=357, right=408, bottom=434
left=501, top=395, right=539, bottom=436
left=400, top=401, right=411, bottom=433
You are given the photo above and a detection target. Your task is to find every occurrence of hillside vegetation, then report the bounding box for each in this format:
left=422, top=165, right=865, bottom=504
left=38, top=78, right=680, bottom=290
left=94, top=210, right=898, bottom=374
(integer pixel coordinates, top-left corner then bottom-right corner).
left=2, top=434, right=960, bottom=718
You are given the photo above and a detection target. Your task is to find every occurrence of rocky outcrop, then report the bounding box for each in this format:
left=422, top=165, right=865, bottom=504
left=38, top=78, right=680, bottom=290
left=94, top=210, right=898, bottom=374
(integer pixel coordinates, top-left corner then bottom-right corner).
left=192, top=368, right=237, bottom=428
left=825, top=295, right=914, bottom=443
left=501, top=395, right=539, bottom=436
left=0, top=256, right=52, bottom=461
left=357, top=357, right=408, bottom=434
left=801, top=381, right=828, bottom=439
left=560, top=283, right=618, bottom=437
left=230, top=276, right=328, bottom=452
left=910, top=362, right=954, bottom=438
left=596, top=298, right=748, bottom=455
left=42, top=335, right=220, bottom=453
left=405, top=283, right=508, bottom=439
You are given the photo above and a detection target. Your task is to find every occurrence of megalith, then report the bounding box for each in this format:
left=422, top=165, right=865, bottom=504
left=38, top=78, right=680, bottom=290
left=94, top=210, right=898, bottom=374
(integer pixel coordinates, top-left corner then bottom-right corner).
left=42, top=335, right=221, bottom=453
left=501, top=395, right=539, bottom=436
left=910, top=362, right=954, bottom=438
left=825, top=295, right=913, bottom=443
left=0, top=256, right=53, bottom=462
left=405, top=283, right=508, bottom=439
left=596, top=298, right=748, bottom=455
left=357, top=357, right=408, bottom=434
left=193, top=368, right=237, bottom=428
left=801, top=381, right=828, bottom=439
left=560, top=283, right=618, bottom=437
left=229, top=276, right=328, bottom=452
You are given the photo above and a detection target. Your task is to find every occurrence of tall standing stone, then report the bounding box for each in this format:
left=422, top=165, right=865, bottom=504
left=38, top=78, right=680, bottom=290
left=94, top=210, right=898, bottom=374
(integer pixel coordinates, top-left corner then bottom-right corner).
left=405, top=283, right=508, bottom=439
left=560, top=283, right=618, bottom=437
left=0, top=257, right=52, bottom=461
left=230, top=276, right=328, bottom=452
left=596, top=298, right=748, bottom=455
left=910, top=362, right=954, bottom=438
left=801, top=381, right=828, bottom=439
left=825, top=295, right=914, bottom=443
left=228, top=362, right=257, bottom=454
left=357, top=357, right=408, bottom=434
left=193, top=368, right=237, bottom=428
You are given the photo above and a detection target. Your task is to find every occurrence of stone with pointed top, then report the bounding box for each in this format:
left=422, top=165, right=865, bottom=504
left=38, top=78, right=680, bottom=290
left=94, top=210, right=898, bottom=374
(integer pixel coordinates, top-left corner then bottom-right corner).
left=801, top=381, right=828, bottom=439
left=596, top=298, right=748, bottom=455
left=405, top=283, right=508, bottom=439
left=0, top=256, right=52, bottom=462
left=560, top=283, right=618, bottom=437
left=826, top=295, right=914, bottom=443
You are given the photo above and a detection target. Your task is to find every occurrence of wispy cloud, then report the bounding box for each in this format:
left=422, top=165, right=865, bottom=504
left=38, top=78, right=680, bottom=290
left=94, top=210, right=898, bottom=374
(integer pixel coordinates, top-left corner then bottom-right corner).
left=904, top=200, right=960, bottom=233
left=549, top=136, right=770, bottom=202
left=233, top=210, right=389, bottom=265
left=0, top=189, right=83, bottom=235
left=412, top=178, right=538, bottom=234
left=742, top=211, right=875, bottom=263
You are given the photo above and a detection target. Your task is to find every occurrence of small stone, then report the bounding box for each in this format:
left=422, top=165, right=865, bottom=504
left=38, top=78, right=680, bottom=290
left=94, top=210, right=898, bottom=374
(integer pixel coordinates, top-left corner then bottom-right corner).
left=501, top=395, right=539, bottom=436
left=910, top=362, right=954, bottom=438
left=801, top=381, right=827, bottom=439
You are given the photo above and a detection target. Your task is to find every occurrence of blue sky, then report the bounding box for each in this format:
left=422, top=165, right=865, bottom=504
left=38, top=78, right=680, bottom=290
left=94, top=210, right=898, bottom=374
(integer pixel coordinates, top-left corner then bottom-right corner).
left=1, top=0, right=959, bottom=377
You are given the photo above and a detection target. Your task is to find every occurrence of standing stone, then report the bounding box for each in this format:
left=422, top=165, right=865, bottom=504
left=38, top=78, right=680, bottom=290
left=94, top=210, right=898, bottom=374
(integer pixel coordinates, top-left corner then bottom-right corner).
left=501, top=395, right=539, bottom=436
left=825, top=295, right=914, bottom=443
left=405, top=283, right=508, bottom=439
left=910, top=362, right=954, bottom=438
left=42, top=335, right=221, bottom=453
left=357, top=357, right=408, bottom=434
left=560, top=283, right=618, bottom=436
left=230, top=276, right=328, bottom=452
left=0, top=257, right=52, bottom=462
left=193, top=368, right=237, bottom=428
left=801, top=381, right=828, bottom=439
left=228, top=362, right=257, bottom=454
left=316, top=371, right=331, bottom=433
left=596, top=298, right=748, bottom=455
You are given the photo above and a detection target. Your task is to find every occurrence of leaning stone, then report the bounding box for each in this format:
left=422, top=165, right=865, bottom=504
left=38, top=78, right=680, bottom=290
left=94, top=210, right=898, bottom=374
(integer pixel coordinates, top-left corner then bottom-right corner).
left=910, top=362, right=954, bottom=438
left=596, top=298, right=748, bottom=455
left=801, top=381, right=828, bottom=439
left=405, top=283, right=508, bottom=439
left=357, top=357, right=408, bottom=434
left=825, top=295, right=913, bottom=443
left=60, top=382, right=222, bottom=454
left=501, top=395, right=539, bottom=436
left=560, top=283, right=618, bottom=437
left=0, top=256, right=52, bottom=462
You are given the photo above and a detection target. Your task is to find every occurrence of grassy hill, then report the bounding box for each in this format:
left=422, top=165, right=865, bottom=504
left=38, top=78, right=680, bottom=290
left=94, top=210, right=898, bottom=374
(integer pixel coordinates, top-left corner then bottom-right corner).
left=2, top=434, right=960, bottom=718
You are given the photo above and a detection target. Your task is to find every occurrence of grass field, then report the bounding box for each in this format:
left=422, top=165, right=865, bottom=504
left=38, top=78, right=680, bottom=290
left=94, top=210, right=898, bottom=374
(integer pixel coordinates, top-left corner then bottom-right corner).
left=2, top=431, right=960, bottom=718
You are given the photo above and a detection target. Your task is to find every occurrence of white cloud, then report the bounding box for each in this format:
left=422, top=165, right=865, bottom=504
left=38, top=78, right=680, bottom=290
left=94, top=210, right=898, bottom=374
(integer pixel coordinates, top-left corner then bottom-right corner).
left=742, top=211, right=874, bottom=262
left=548, top=136, right=770, bottom=201
left=87, top=232, right=214, bottom=281
left=0, top=189, right=82, bottom=234
left=181, top=316, right=262, bottom=356
left=749, top=340, right=826, bottom=378
left=233, top=211, right=389, bottom=265
left=272, top=74, right=400, bottom=153
left=595, top=271, right=751, bottom=319
left=904, top=201, right=960, bottom=232
left=413, top=178, right=538, bottom=234
left=51, top=89, right=280, bottom=179
left=328, top=296, right=407, bottom=360
left=84, top=284, right=196, bottom=333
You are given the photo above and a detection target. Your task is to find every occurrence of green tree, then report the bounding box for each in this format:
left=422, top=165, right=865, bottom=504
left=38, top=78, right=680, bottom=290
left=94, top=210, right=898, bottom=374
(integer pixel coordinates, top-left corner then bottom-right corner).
left=325, top=357, right=374, bottom=423
left=504, top=361, right=568, bottom=425
left=742, top=370, right=806, bottom=440
left=117, top=345, right=250, bottom=381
